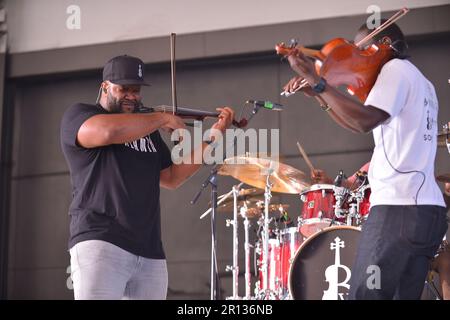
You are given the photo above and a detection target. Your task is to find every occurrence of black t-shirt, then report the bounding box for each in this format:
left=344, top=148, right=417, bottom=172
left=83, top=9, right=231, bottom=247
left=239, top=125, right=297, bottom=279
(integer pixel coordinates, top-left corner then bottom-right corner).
left=60, top=103, right=172, bottom=259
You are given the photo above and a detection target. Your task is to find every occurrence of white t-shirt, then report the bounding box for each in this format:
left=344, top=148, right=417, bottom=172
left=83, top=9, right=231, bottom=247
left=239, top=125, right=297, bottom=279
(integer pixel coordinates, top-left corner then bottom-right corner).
left=365, top=58, right=445, bottom=207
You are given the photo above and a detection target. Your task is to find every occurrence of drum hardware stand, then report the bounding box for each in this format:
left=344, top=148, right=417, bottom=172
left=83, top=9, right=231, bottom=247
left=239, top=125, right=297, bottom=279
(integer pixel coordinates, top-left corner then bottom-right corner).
left=443, top=123, right=450, bottom=154
left=191, top=167, right=221, bottom=300
left=225, top=185, right=241, bottom=300
left=333, top=186, right=349, bottom=220
left=333, top=170, right=348, bottom=221
left=349, top=189, right=364, bottom=226
left=256, top=169, right=278, bottom=300
left=297, top=216, right=304, bottom=231
left=240, top=206, right=253, bottom=300
left=348, top=202, right=358, bottom=226
left=424, top=271, right=443, bottom=300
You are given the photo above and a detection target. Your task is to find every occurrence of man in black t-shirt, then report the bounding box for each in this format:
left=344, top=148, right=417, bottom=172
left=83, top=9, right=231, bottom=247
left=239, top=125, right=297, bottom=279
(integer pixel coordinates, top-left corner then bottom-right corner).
left=60, top=55, right=234, bottom=299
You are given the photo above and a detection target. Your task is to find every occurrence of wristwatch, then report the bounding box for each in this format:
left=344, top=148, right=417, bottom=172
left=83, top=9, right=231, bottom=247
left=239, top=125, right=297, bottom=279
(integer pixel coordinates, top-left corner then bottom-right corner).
left=312, top=77, right=327, bottom=94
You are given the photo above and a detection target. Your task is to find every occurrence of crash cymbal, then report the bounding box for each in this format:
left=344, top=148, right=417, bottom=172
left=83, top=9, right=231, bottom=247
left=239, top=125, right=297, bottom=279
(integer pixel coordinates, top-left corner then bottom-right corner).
left=436, top=173, right=450, bottom=183
left=218, top=155, right=310, bottom=194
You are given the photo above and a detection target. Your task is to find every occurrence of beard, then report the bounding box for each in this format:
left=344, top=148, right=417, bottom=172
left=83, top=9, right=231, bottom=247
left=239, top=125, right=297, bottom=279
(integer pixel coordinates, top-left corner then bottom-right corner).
left=105, top=92, right=139, bottom=113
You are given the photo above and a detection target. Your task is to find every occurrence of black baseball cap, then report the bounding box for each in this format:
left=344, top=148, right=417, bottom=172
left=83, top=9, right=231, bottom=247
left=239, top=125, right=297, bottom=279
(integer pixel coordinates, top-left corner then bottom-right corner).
left=102, top=55, right=150, bottom=86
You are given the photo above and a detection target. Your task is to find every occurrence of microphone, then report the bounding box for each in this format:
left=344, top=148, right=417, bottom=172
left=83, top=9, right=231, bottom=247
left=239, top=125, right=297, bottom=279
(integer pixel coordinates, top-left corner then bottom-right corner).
left=246, top=100, right=284, bottom=111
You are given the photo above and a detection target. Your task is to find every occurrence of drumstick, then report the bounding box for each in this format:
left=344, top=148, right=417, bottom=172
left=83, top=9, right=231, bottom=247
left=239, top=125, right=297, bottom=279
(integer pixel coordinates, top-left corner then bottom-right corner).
left=296, top=141, right=315, bottom=172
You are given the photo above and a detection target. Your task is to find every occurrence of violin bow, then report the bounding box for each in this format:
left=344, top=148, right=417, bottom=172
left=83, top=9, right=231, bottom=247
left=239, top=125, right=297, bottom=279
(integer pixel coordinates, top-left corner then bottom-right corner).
left=357, top=7, right=409, bottom=47
left=170, top=33, right=177, bottom=115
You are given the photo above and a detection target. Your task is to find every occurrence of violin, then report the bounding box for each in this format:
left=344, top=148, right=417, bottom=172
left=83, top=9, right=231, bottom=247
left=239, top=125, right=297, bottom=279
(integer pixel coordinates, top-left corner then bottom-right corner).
left=276, top=8, right=409, bottom=102
left=136, top=104, right=248, bottom=128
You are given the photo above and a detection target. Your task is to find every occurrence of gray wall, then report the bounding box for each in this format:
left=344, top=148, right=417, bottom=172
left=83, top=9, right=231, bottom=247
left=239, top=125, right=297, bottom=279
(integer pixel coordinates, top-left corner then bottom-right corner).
left=6, top=0, right=448, bottom=53
left=4, top=9, right=450, bottom=299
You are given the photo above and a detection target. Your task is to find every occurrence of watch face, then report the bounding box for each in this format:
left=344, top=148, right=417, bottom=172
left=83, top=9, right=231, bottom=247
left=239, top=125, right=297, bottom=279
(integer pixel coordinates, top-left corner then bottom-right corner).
left=313, top=77, right=326, bottom=93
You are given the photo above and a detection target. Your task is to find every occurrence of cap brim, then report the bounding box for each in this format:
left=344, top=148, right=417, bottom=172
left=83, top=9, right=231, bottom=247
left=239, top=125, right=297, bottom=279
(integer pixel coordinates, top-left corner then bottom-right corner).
left=110, top=79, right=151, bottom=86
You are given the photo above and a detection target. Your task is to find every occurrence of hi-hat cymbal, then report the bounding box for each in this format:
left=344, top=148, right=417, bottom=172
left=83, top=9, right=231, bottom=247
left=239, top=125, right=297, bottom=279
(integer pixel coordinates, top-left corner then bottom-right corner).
left=437, top=173, right=450, bottom=183
left=220, top=188, right=264, bottom=202
left=218, top=200, right=289, bottom=219
left=213, top=188, right=263, bottom=211
left=218, top=155, right=310, bottom=194
left=245, top=204, right=290, bottom=218
left=217, top=197, right=261, bottom=214
left=216, top=188, right=264, bottom=212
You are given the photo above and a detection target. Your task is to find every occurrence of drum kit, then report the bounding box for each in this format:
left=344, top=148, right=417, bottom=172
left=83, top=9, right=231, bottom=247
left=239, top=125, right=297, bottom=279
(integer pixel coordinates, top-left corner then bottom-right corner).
left=198, top=121, right=450, bottom=300
left=211, top=153, right=371, bottom=300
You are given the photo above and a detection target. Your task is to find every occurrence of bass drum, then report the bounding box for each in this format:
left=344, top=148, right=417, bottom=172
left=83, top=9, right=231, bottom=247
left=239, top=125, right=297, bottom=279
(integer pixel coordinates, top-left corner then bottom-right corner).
left=288, top=226, right=361, bottom=300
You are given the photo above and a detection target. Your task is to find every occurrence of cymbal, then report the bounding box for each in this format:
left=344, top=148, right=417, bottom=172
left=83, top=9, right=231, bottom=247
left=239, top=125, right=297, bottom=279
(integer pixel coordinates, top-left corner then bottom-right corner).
left=436, top=173, right=450, bottom=183
left=245, top=204, right=290, bottom=218
left=220, top=188, right=264, bottom=202
left=218, top=155, right=310, bottom=194
left=217, top=198, right=259, bottom=213
left=217, top=197, right=262, bottom=214
left=212, top=188, right=263, bottom=210
left=218, top=200, right=290, bottom=219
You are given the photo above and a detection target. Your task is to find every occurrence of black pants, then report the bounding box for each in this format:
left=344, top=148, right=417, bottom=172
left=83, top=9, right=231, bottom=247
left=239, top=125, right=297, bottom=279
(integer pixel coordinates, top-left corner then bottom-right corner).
left=348, top=205, right=448, bottom=300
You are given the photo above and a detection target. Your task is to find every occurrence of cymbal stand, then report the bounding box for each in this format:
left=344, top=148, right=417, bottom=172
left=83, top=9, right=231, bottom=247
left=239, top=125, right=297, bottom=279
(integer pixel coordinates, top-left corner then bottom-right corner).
left=256, top=169, right=276, bottom=299
left=240, top=206, right=253, bottom=300
left=333, top=186, right=348, bottom=222
left=349, top=189, right=364, bottom=226
left=226, top=185, right=241, bottom=300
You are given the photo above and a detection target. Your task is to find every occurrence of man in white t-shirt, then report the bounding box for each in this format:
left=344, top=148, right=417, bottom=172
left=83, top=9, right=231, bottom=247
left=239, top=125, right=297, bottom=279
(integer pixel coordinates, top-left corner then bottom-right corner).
left=283, top=20, right=448, bottom=299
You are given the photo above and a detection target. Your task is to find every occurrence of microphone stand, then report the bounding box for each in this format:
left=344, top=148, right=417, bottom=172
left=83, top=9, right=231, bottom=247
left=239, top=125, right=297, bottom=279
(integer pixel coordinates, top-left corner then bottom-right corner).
left=190, top=101, right=263, bottom=300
